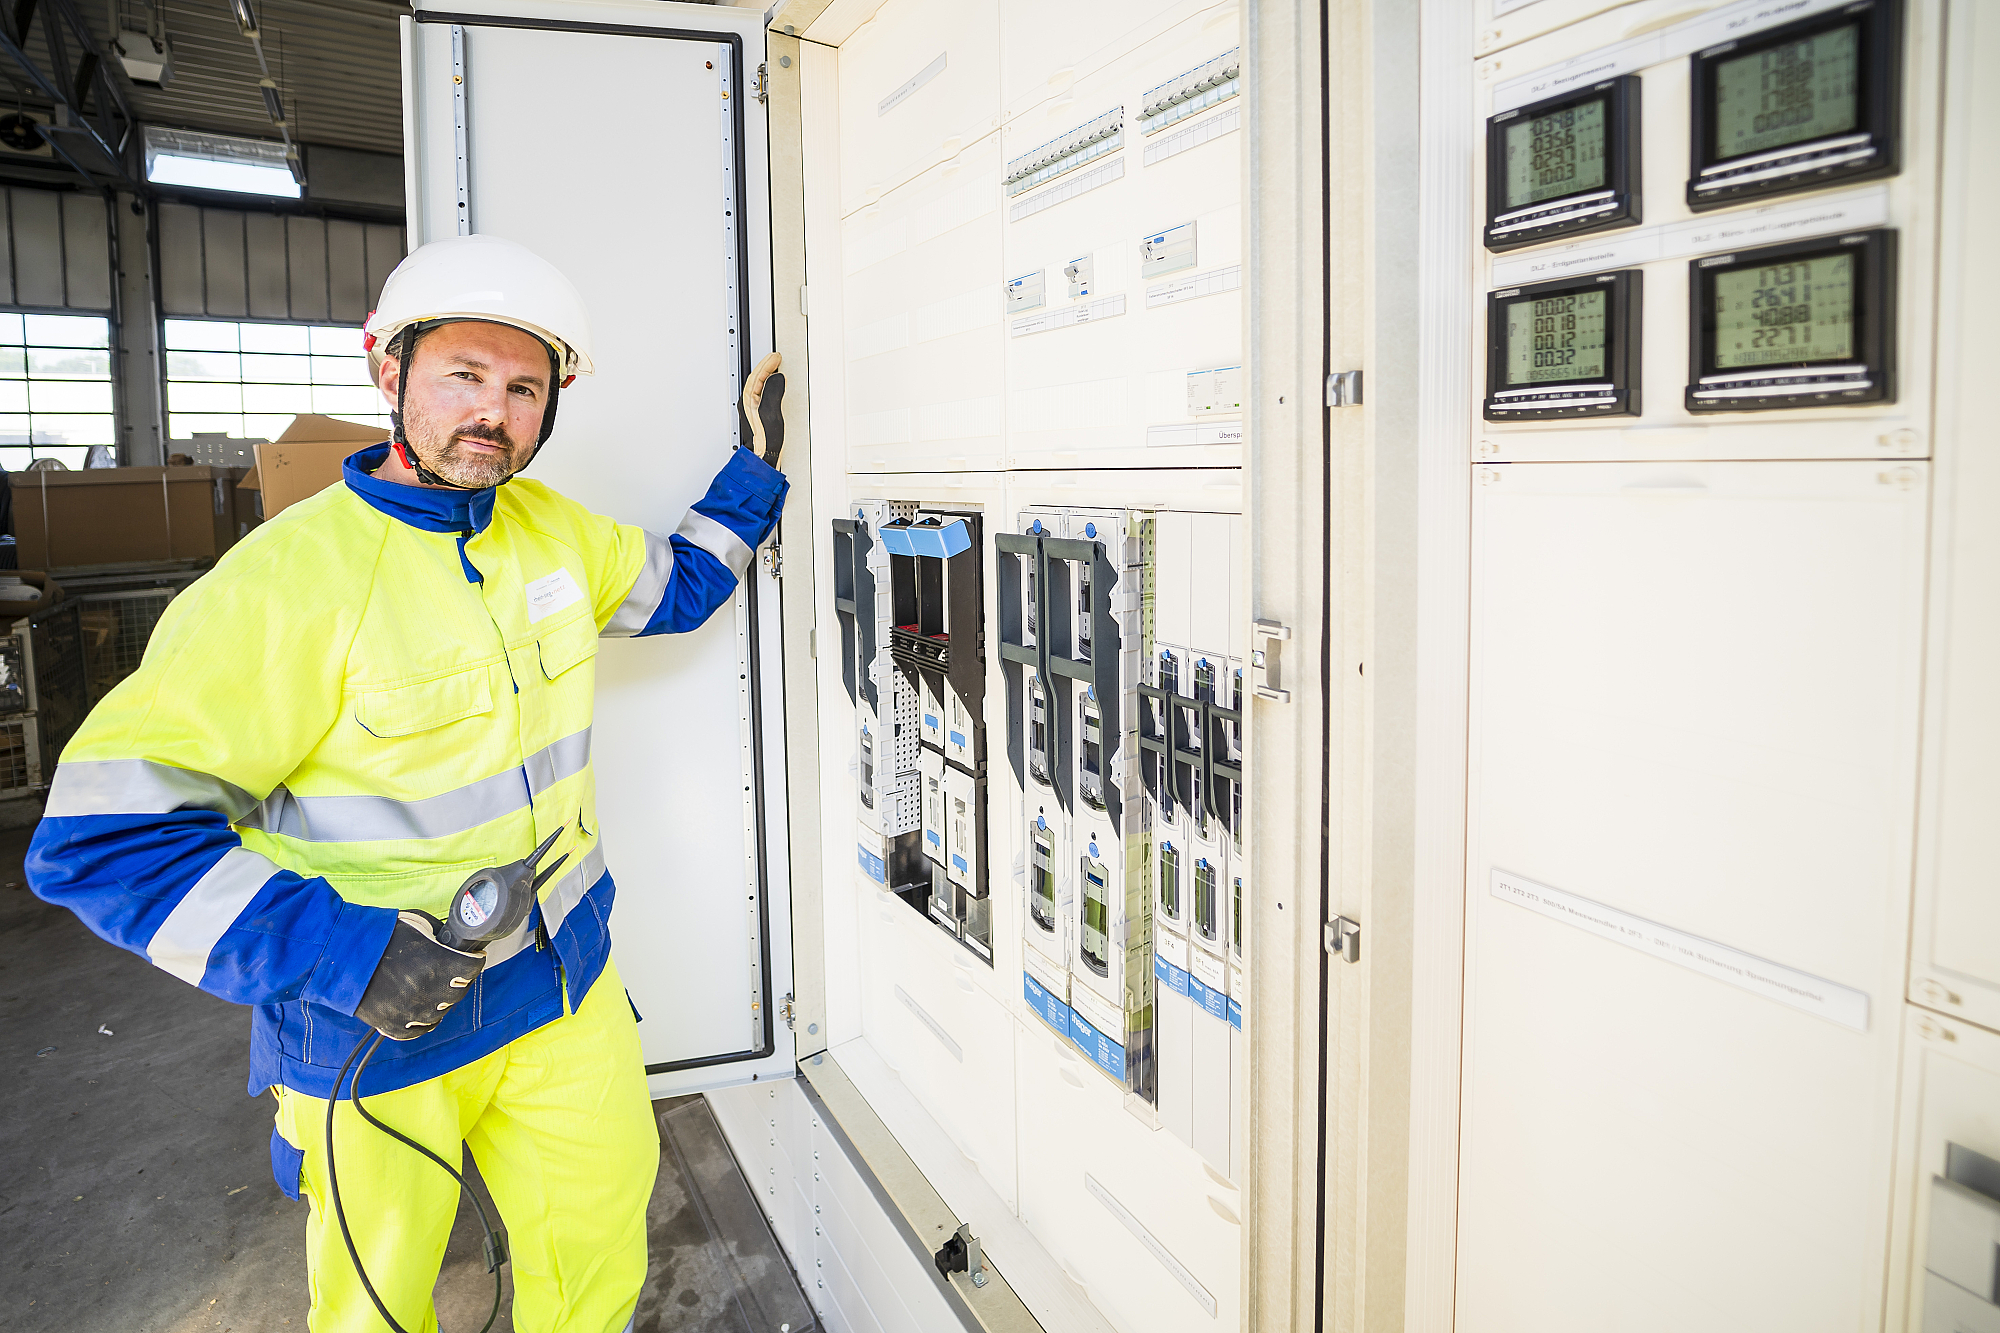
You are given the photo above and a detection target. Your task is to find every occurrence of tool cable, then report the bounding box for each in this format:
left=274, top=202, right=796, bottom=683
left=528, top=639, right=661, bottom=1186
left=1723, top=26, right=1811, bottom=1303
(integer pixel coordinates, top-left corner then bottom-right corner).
left=326, top=1029, right=508, bottom=1333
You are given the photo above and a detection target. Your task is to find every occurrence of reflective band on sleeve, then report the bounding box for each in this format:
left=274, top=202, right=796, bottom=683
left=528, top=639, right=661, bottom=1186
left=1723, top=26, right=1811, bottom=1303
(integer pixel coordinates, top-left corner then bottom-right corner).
left=485, top=840, right=607, bottom=968
left=45, top=759, right=259, bottom=820
left=602, top=530, right=674, bottom=637
left=147, top=847, right=282, bottom=985
left=239, top=728, right=590, bottom=844
left=675, top=510, right=755, bottom=577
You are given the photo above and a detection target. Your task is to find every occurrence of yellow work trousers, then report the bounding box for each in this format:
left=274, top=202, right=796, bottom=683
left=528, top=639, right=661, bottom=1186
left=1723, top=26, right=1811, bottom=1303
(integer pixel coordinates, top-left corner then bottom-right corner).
left=273, top=959, right=659, bottom=1333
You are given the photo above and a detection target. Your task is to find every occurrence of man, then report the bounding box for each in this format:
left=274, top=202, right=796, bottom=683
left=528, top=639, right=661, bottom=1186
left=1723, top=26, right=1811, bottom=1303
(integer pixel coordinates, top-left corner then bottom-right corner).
left=25, top=234, right=788, bottom=1333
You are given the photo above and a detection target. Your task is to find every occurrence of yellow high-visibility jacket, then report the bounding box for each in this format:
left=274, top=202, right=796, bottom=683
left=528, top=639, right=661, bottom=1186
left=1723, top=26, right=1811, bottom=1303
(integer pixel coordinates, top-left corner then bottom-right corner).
left=27, top=443, right=787, bottom=1101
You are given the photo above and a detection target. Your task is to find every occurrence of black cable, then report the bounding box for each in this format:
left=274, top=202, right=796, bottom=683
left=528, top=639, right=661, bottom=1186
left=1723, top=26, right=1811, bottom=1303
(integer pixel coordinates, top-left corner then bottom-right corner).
left=325, top=1030, right=507, bottom=1333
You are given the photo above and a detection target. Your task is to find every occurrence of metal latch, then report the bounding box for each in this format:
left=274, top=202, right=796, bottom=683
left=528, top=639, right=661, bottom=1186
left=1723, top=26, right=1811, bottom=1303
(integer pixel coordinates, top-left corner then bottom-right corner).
left=1326, top=370, right=1362, bottom=407
left=753, top=61, right=768, bottom=104
left=934, top=1222, right=987, bottom=1288
left=779, top=991, right=795, bottom=1029
left=1251, top=620, right=1291, bottom=702
left=761, top=543, right=783, bottom=579
left=1325, top=916, right=1360, bottom=963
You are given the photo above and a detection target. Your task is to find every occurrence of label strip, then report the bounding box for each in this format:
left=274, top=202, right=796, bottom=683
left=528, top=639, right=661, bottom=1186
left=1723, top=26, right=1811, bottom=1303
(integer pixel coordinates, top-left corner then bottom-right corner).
left=1148, top=264, right=1242, bottom=308
left=1086, top=1174, right=1218, bottom=1316
left=1144, top=105, right=1240, bottom=167
left=1487, top=185, right=1887, bottom=287
left=894, top=984, right=965, bottom=1060
left=1490, top=868, right=1869, bottom=1031
left=1491, top=0, right=1852, bottom=112
left=1010, top=156, right=1126, bottom=223
left=1011, top=293, right=1128, bottom=337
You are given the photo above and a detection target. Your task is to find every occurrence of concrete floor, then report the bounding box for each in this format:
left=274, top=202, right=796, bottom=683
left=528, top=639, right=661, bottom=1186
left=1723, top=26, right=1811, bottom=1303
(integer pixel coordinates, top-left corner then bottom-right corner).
left=0, top=824, right=818, bottom=1333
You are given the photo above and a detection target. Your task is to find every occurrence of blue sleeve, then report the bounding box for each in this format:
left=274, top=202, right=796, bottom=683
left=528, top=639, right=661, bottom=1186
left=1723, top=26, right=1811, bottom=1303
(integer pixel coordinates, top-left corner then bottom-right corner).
left=28, top=776, right=395, bottom=1013
left=602, top=448, right=790, bottom=638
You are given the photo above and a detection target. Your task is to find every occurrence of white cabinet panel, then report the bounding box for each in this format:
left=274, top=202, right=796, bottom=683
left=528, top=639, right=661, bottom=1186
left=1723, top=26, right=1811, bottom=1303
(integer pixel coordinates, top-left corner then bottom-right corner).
left=835, top=0, right=1000, bottom=217
left=1892, top=1013, right=2000, bottom=1332
left=1460, top=460, right=1925, bottom=1331
left=1014, top=1024, right=1241, bottom=1333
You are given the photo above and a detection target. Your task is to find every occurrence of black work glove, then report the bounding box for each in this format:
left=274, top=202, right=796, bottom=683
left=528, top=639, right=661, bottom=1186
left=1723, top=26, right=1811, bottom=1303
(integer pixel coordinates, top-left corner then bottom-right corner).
left=354, top=911, right=485, bottom=1041
left=743, top=352, right=786, bottom=466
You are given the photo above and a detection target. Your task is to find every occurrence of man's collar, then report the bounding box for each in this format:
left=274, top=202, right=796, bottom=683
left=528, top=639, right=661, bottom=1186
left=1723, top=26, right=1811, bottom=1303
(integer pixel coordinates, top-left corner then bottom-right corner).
left=343, top=443, right=499, bottom=534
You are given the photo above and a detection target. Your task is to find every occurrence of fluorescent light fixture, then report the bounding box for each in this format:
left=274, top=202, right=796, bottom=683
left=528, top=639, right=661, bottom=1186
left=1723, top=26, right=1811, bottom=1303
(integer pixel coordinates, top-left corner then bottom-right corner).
left=258, top=78, right=285, bottom=126
left=145, top=126, right=300, bottom=198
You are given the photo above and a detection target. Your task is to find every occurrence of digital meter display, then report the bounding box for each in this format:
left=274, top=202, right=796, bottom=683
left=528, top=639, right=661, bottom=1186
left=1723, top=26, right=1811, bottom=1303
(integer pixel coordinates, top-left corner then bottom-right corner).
left=1485, top=75, right=1640, bottom=252
left=1159, top=841, right=1181, bottom=923
left=1712, top=24, right=1858, bottom=159
left=1688, top=229, right=1895, bottom=411
left=1081, top=859, right=1110, bottom=975
left=1485, top=270, right=1641, bottom=421
left=1030, top=821, right=1057, bottom=933
left=1504, top=100, right=1607, bottom=207
left=1505, top=288, right=1609, bottom=383
left=1710, top=254, right=1855, bottom=368
left=1689, top=0, right=1901, bottom=210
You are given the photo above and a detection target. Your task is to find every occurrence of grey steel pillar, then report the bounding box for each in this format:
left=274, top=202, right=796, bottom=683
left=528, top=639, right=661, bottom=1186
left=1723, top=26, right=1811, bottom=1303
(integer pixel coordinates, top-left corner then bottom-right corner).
left=112, top=191, right=165, bottom=466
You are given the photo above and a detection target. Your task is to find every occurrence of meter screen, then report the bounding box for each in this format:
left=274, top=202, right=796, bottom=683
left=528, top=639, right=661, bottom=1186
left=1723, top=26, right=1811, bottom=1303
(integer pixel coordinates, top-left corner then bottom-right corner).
left=1711, top=253, right=1855, bottom=367
left=1504, top=288, right=1608, bottom=383
left=1713, top=22, right=1859, bottom=160
left=1504, top=98, right=1607, bottom=207
left=1484, top=269, right=1639, bottom=420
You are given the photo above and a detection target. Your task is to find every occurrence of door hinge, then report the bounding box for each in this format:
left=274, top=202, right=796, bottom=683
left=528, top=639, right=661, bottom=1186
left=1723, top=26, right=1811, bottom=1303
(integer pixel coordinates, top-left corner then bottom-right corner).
left=780, top=991, right=795, bottom=1029
left=762, top=542, right=783, bottom=579
left=1251, top=619, right=1291, bottom=702
left=1326, top=370, right=1362, bottom=407
left=754, top=61, right=769, bottom=104
left=1325, top=916, right=1361, bottom=963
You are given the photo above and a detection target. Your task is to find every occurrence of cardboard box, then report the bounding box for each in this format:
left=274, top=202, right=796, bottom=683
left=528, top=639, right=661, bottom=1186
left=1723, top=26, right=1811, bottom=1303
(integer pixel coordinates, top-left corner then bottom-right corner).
left=239, top=415, right=386, bottom=520
left=12, top=466, right=244, bottom=570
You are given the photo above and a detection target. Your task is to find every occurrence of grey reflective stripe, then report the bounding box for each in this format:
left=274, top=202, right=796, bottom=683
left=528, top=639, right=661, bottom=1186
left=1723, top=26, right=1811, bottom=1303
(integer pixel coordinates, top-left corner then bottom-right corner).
left=243, top=767, right=528, bottom=843
left=525, top=728, right=591, bottom=796
left=238, top=728, right=590, bottom=844
left=602, top=530, right=674, bottom=637
left=147, top=847, right=281, bottom=985
left=676, top=509, right=755, bottom=577
left=484, top=840, right=607, bottom=968
left=45, top=759, right=258, bottom=820
left=539, top=842, right=608, bottom=939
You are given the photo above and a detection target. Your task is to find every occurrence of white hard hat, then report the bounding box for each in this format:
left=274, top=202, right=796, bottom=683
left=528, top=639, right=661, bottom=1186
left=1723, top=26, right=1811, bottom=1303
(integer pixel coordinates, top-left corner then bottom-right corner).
left=363, top=234, right=595, bottom=382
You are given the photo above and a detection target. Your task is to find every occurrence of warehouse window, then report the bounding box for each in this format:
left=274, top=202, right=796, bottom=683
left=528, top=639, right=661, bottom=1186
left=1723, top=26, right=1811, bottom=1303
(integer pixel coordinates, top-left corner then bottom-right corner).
left=0, top=312, right=114, bottom=472
left=164, top=319, right=389, bottom=441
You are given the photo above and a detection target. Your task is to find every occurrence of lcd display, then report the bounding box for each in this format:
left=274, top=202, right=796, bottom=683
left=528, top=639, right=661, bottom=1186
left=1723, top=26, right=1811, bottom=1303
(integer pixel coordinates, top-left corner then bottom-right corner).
left=1713, top=23, right=1859, bottom=160
left=1504, top=288, right=1609, bottom=384
left=1504, top=98, right=1608, bottom=207
left=1711, top=253, right=1855, bottom=368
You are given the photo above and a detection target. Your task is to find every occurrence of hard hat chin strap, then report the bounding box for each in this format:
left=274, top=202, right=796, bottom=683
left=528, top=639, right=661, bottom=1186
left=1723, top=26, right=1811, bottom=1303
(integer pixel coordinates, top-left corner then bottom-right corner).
left=388, top=320, right=564, bottom=490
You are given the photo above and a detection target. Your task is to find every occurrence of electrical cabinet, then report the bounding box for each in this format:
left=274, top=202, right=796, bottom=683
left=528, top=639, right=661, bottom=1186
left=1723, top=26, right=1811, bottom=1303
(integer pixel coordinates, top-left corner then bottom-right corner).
left=1455, top=0, right=1968, bottom=1327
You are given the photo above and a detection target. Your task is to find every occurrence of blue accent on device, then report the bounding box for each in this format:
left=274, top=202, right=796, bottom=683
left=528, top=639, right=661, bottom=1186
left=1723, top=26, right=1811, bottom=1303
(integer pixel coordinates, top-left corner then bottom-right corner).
left=878, top=519, right=973, bottom=559
left=857, top=843, right=886, bottom=883
left=1068, top=1009, right=1126, bottom=1084
left=1023, top=973, right=1071, bottom=1035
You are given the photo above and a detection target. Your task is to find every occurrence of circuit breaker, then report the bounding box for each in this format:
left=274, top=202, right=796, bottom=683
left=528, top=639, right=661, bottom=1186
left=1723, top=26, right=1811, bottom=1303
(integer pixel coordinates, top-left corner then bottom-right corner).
left=1140, top=510, right=1243, bottom=1172
left=835, top=503, right=992, bottom=962
left=999, top=508, right=1152, bottom=1099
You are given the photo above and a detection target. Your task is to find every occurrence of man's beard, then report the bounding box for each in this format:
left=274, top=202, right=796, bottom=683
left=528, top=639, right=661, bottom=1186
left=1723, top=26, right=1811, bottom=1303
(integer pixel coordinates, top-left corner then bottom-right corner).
left=402, top=409, right=527, bottom=488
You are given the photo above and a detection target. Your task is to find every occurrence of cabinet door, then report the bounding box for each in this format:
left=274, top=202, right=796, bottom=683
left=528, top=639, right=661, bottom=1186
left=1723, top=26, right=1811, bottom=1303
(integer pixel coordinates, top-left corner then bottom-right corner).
left=404, top=1, right=793, bottom=1094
